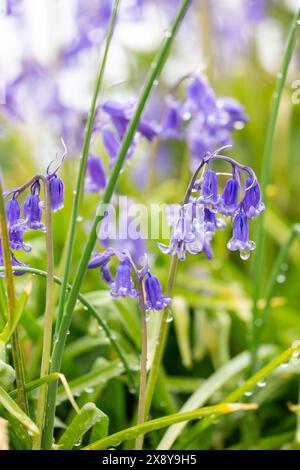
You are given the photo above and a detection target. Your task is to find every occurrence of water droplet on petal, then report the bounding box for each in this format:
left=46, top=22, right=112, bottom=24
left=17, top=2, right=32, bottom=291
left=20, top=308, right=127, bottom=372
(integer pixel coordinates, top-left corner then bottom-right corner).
left=240, top=250, right=250, bottom=261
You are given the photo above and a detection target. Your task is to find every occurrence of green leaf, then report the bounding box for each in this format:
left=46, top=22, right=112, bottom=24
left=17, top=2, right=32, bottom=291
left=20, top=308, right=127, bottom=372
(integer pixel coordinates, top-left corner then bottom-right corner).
left=0, top=360, right=15, bottom=389
left=56, top=360, right=124, bottom=405
left=83, top=402, right=257, bottom=450
left=57, top=403, right=108, bottom=450
left=158, top=345, right=275, bottom=450
left=0, top=385, right=39, bottom=436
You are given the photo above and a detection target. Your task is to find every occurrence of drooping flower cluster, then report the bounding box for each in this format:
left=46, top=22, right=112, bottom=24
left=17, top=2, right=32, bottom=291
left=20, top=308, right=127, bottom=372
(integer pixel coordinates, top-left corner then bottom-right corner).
left=88, top=248, right=171, bottom=311
left=158, top=146, right=265, bottom=261
left=0, top=144, right=66, bottom=274
left=161, top=75, right=248, bottom=166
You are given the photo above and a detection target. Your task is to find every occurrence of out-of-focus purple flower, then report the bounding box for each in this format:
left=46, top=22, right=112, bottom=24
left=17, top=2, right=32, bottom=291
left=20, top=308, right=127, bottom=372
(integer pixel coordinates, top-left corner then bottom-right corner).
left=144, top=274, right=171, bottom=311
left=160, top=96, right=183, bottom=140
left=85, top=155, right=107, bottom=193
left=218, top=177, right=239, bottom=215
left=186, top=76, right=216, bottom=116
left=103, top=129, right=120, bottom=164
left=49, top=177, right=64, bottom=212
left=200, top=170, right=219, bottom=205
left=242, top=177, right=265, bottom=218
left=6, top=0, right=22, bottom=15
left=227, top=212, right=256, bottom=258
left=111, top=259, right=137, bottom=298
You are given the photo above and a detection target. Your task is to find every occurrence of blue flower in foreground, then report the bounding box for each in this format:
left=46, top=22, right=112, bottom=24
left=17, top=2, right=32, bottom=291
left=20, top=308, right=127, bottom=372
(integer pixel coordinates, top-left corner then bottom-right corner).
left=6, top=197, right=21, bottom=227
left=0, top=241, right=27, bottom=276
left=242, top=177, right=265, bottom=218
left=144, top=274, right=171, bottom=311
left=111, top=259, right=137, bottom=298
left=218, top=177, right=239, bottom=215
left=49, top=176, right=64, bottom=211
left=199, top=170, right=219, bottom=205
left=23, top=186, right=44, bottom=231
left=227, top=212, right=256, bottom=259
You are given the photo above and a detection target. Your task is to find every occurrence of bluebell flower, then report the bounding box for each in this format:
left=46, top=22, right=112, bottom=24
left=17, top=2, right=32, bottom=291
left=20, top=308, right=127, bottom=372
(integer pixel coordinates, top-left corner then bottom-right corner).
left=0, top=240, right=27, bottom=276
left=199, top=170, right=219, bottom=205
left=158, top=205, right=195, bottom=260
left=9, top=226, right=31, bottom=252
left=102, top=129, right=120, bottom=163
left=227, top=212, right=256, bottom=258
left=88, top=249, right=114, bottom=270
left=23, top=187, right=44, bottom=231
left=204, top=208, right=226, bottom=232
left=144, top=274, right=171, bottom=311
left=85, top=155, right=106, bottom=193
left=242, top=178, right=265, bottom=218
left=6, top=197, right=21, bottom=227
left=49, top=176, right=64, bottom=212
left=111, top=259, right=138, bottom=298
left=218, top=177, right=239, bottom=215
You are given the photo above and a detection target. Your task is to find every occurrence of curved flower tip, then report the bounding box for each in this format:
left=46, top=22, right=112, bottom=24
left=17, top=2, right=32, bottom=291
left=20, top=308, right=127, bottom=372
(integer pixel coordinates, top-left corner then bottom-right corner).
left=144, top=274, right=171, bottom=311
left=111, top=259, right=138, bottom=298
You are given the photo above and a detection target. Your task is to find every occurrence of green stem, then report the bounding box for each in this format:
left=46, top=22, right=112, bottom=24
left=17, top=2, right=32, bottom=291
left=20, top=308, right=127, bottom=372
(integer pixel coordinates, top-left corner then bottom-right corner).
left=135, top=280, right=148, bottom=450
left=43, top=0, right=191, bottom=450
left=33, top=178, right=55, bottom=449
left=250, top=8, right=300, bottom=373
left=83, top=403, right=257, bottom=450
left=0, top=265, right=135, bottom=388
left=0, top=177, right=28, bottom=414
left=55, top=0, right=121, bottom=335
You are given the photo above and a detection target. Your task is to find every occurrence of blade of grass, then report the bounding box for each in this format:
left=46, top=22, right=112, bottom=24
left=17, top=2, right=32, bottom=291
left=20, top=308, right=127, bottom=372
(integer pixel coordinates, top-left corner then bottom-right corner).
left=83, top=403, right=257, bottom=450
left=251, top=8, right=300, bottom=373
left=57, top=403, right=108, bottom=450
left=158, top=345, right=275, bottom=450
left=44, top=0, right=191, bottom=450
left=176, top=340, right=300, bottom=449
left=0, top=177, right=28, bottom=414
left=0, top=385, right=38, bottom=437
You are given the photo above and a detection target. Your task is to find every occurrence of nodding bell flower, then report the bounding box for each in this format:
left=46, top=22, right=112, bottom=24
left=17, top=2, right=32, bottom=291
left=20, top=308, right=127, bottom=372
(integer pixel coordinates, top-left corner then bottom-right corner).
left=23, top=182, right=45, bottom=231
left=49, top=176, right=64, bottom=211
left=0, top=240, right=27, bottom=276
left=144, top=274, right=171, bottom=311
left=6, top=197, right=21, bottom=227
left=218, top=177, right=239, bottom=215
left=199, top=170, right=219, bottom=205
left=111, top=259, right=137, bottom=298
left=242, top=177, right=265, bottom=219
left=227, top=212, right=256, bottom=259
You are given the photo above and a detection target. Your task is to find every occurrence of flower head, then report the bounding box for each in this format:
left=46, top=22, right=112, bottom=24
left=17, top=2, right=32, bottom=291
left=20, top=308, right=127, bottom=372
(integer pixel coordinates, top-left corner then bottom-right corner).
left=218, top=177, right=239, bottom=215
left=227, top=212, right=256, bottom=259
left=242, top=177, right=265, bottom=218
left=85, top=155, right=106, bottom=193
left=111, top=259, right=137, bottom=298
left=49, top=176, right=64, bottom=211
left=23, top=182, right=44, bottom=231
left=144, top=274, right=171, bottom=311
